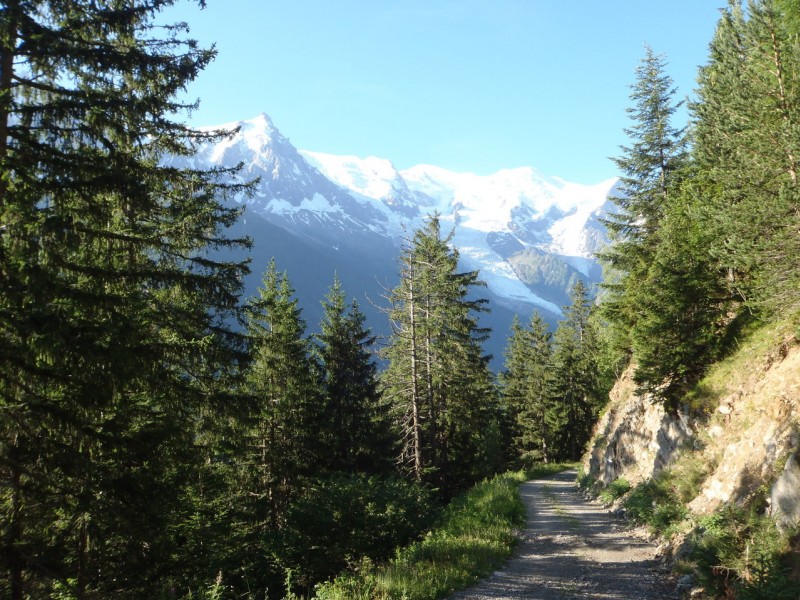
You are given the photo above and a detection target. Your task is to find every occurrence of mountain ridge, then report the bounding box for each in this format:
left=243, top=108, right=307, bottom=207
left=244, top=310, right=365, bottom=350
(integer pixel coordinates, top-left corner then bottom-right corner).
left=184, top=113, right=618, bottom=362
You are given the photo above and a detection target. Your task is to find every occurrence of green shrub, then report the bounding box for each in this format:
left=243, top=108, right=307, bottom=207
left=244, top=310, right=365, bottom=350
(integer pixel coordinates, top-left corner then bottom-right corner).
left=313, top=471, right=530, bottom=600
left=623, top=473, right=687, bottom=535
left=576, top=463, right=595, bottom=491
left=598, top=478, right=631, bottom=505
left=690, top=506, right=800, bottom=600
left=273, top=474, right=435, bottom=589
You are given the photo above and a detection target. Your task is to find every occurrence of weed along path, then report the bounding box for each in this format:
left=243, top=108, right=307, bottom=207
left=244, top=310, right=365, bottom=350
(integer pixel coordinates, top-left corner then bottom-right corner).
left=448, top=469, right=677, bottom=600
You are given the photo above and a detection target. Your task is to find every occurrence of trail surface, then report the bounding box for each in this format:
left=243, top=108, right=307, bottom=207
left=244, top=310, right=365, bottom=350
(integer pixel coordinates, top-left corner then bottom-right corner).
left=448, top=470, right=677, bottom=599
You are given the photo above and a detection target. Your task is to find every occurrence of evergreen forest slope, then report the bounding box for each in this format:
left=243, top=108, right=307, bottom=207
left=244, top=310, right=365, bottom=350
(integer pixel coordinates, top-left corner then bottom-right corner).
left=580, top=1, right=800, bottom=597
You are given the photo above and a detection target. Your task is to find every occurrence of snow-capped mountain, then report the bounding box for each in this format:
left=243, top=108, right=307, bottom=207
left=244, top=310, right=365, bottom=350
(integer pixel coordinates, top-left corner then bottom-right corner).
left=187, top=113, right=617, bottom=362
left=301, top=150, right=616, bottom=315
left=193, top=113, right=397, bottom=246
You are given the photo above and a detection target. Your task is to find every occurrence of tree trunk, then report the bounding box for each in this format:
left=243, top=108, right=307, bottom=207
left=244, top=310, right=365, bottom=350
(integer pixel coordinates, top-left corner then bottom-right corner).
left=0, top=1, right=18, bottom=204
left=76, top=516, right=88, bottom=600
left=766, top=17, right=798, bottom=185
left=424, top=298, right=439, bottom=476
left=8, top=439, right=23, bottom=600
left=408, top=276, right=423, bottom=481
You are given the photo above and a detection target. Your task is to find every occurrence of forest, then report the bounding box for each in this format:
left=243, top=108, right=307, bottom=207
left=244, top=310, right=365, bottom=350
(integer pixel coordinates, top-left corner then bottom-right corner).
left=598, top=0, right=800, bottom=408
left=2, top=0, right=800, bottom=599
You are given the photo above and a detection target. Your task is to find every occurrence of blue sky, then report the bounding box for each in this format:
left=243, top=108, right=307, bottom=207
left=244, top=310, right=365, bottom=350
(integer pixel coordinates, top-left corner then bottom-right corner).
left=166, top=1, right=724, bottom=184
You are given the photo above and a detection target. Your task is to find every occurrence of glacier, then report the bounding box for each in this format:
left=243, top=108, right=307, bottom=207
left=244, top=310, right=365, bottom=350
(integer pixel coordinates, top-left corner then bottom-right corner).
left=189, top=113, right=617, bottom=319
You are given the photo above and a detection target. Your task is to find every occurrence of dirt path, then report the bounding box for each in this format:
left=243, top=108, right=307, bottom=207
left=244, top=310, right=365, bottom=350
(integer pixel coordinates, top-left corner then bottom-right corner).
left=448, top=470, right=678, bottom=599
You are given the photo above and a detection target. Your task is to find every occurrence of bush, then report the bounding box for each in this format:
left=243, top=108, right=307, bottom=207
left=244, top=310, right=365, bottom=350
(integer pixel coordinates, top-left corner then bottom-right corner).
left=598, top=478, right=631, bottom=505
left=623, top=473, right=687, bottom=535
left=313, top=471, right=530, bottom=600
left=272, top=474, right=435, bottom=589
left=690, top=506, right=800, bottom=600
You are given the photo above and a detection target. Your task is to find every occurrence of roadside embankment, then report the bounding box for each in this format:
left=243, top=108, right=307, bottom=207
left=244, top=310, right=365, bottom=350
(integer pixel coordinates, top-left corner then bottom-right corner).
left=583, top=321, right=800, bottom=597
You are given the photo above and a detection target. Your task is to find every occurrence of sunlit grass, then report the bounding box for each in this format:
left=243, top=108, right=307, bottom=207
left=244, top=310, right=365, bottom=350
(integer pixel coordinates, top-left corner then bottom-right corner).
left=313, top=465, right=573, bottom=600
left=685, top=316, right=797, bottom=414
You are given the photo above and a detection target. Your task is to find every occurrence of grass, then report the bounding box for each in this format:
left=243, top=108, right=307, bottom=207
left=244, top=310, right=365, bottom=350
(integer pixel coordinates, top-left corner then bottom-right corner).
left=598, top=478, right=631, bottom=505
left=311, top=464, right=574, bottom=600
left=685, top=316, right=797, bottom=415
left=623, top=473, right=689, bottom=537
left=689, top=505, right=800, bottom=600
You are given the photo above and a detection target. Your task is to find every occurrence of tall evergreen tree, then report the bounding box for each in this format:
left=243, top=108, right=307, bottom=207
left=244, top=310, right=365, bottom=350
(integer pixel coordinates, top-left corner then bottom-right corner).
left=693, top=0, right=800, bottom=316
left=500, top=312, right=553, bottom=465
left=600, top=44, right=688, bottom=353
left=0, top=2, right=251, bottom=597
left=630, top=184, right=731, bottom=408
left=548, top=281, right=603, bottom=461
left=314, top=276, right=395, bottom=475
left=242, top=261, right=321, bottom=532
left=382, top=215, right=495, bottom=493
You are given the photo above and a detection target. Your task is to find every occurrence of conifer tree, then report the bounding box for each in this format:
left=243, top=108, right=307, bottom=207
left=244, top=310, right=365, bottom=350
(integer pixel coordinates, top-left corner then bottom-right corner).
left=314, top=276, right=395, bottom=475
left=600, top=44, right=687, bottom=353
left=500, top=312, right=553, bottom=465
left=548, top=281, right=602, bottom=461
left=242, top=261, right=321, bottom=531
left=630, top=186, right=730, bottom=409
left=693, top=0, right=800, bottom=316
left=0, top=2, right=250, bottom=597
left=382, top=215, right=495, bottom=492
left=382, top=232, right=426, bottom=481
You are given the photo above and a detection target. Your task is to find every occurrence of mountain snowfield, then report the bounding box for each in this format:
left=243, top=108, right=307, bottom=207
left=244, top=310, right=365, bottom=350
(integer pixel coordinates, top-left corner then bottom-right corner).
left=302, top=149, right=616, bottom=314
left=188, top=113, right=618, bottom=321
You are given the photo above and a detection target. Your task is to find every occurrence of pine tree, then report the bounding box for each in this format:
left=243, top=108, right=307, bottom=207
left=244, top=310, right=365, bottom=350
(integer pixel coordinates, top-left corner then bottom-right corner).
left=630, top=184, right=730, bottom=408
left=314, top=276, right=395, bottom=475
left=242, top=261, right=321, bottom=531
left=500, top=312, right=553, bottom=465
left=693, top=0, right=800, bottom=316
left=382, top=215, right=495, bottom=492
left=599, top=44, right=688, bottom=353
left=382, top=231, right=426, bottom=481
left=548, top=281, right=602, bottom=461
left=0, top=2, right=250, bottom=597
left=607, top=44, right=688, bottom=245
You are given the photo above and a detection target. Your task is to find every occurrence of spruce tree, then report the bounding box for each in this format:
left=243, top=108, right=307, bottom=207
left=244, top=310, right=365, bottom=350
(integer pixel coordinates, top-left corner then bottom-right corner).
left=631, top=184, right=730, bottom=408
left=242, top=261, right=321, bottom=531
left=693, top=0, right=800, bottom=316
left=548, top=281, right=602, bottom=461
left=314, top=276, right=395, bottom=475
left=382, top=215, right=495, bottom=492
left=382, top=231, right=426, bottom=481
left=0, top=2, right=250, bottom=597
left=600, top=44, right=687, bottom=353
left=500, top=312, right=553, bottom=465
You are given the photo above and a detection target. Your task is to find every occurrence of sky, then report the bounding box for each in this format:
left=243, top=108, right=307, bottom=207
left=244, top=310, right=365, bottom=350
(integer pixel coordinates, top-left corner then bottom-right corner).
left=164, top=1, right=725, bottom=184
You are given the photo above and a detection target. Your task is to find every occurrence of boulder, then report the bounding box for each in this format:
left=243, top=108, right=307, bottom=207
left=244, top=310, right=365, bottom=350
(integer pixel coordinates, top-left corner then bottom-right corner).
left=769, top=451, right=800, bottom=531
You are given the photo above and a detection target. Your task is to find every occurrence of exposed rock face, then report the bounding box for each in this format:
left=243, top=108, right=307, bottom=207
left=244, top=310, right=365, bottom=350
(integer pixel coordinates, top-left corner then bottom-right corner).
left=584, top=334, right=800, bottom=523
left=688, top=336, right=800, bottom=515
left=770, top=451, right=800, bottom=531
left=584, top=366, right=695, bottom=487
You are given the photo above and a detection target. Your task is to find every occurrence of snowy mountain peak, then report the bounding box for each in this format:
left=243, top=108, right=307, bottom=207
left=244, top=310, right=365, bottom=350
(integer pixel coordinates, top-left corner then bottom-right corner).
left=192, top=113, right=617, bottom=315
left=301, top=151, right=404, bottom=202
left=235, top=112, right=279, bottom=153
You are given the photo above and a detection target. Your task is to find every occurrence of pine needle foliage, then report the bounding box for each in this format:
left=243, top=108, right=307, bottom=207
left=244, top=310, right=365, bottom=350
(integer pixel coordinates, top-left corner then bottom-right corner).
left=0, top=2, right=252, bottom=597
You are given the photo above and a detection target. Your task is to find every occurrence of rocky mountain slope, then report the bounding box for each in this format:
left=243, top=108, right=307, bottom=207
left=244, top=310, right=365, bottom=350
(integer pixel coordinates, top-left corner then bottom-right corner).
left=583, top=321, right=800, bottom=593
left=177, top=114, right=618, bottom=358
left=585, top=324, right=800, bottom=514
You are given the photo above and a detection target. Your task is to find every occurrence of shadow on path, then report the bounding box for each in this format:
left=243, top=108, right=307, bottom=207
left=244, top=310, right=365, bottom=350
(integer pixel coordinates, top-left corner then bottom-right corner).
left=447, top=469, right=677, bottom=600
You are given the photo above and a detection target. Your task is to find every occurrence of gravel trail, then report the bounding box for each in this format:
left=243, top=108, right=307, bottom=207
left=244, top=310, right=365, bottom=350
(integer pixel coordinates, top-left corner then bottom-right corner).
left=448, top=470, right=678, bottom=599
